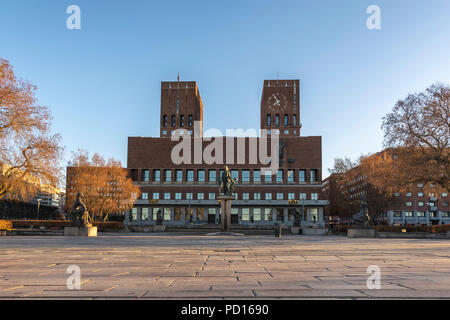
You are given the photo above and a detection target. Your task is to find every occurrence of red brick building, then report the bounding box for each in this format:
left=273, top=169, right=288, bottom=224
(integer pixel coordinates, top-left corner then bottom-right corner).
left=125, top=79, right=328, bottom=228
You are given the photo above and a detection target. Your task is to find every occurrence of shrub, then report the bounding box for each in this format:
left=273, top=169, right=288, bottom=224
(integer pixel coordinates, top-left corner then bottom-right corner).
left=0, top=220, right=13, bottom=231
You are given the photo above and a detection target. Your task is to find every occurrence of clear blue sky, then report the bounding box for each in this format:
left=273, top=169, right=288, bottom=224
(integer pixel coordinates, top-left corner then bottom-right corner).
left=1, top=0, right=450, bottom=178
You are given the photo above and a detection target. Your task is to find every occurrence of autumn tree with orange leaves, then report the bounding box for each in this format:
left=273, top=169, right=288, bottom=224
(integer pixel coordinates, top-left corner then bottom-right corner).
left=0, top=58, right=63, bottom=201
left=66, top=150, right=140, bottom=222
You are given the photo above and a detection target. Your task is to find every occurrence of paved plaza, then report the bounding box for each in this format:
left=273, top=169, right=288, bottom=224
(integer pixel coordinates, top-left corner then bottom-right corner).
left=1, top=233, right=450, bottom=299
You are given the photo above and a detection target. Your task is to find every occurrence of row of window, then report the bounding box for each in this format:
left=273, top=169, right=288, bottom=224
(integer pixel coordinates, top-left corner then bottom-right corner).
left=393, top=211, right=450, bottom=218
left=138, top=169, right=319, bottom=183
left=405, top=201, right=448, bottom=207
left=267, top=114, right=297, bottom=127
left=140, top=192, right=320, bottom=201
left=398, top=192, right=448, bottom=198
left=162, top=114, right=193, bottom=128
left=131, top=207, right=319, bottom=222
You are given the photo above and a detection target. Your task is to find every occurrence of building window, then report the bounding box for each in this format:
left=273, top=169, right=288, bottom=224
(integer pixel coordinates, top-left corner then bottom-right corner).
left=417, top=211, right=426, bottom=217
left=164, top=170, right=171, bottom=182
left=265, top=193, right=272, bottom=200
left=311, top=193, right=318, bottom=200
left=180, top=115, right=185, bottom=127
left=267, top=115, right=271, bottom=126
left=197, top=193, right=204, bottom=200
left=394, top=211, right=402, bottom=218
left=152, top=192, right=159, bottom=200
left=442, top=212, right=450, bottom=217
left=164, top=193, right=171, bottom=200
left=275, top=115, right=280, bottom=126
left=142, top=193, right=148, bottom=200
left=242, top=193, right=249, bottom=200
left=276, top=170, right=283, bottom=183
left=264, top=170, right=272, bottom=183
left=242, top=170, right=250, bottom=183
left=152, top=208, right=160, bottom=220
left=310, top=169, right=318, bottom=182
left=175, top=170, right=183, bottom=182
left=299, top=193, right=307, bottom=200
left=231, top=170, right=239, bottom=181
left=131, top=208, right=138, bottom=221
left=254, top=193, right=261, bottom=200
left=171, top=115, right=176, bottom=127
left=186, top=169, right=194, bottom=182
left=163, top=115, right=168, bottom=127
left=175, top=193, right=182, bottom=200
left=287, top=170, right=294, bottom=183
left=233, top=193, right=238, bottom=200
left=264, top=208, right=272, bottom=221
left=443, top=202, right=449, bottom=207
left=443, top=193, right=448, bottom=197
left=253, top=170, right=261, bottom=183
left=406, top=192, right=412, bottom=197
left=142, top=208, right=149, bottom=221
left=142, top=170, right=150, bottom=182
left=186, top=193, right=193, bottom=200
left=208, top=193, right=215, bottom=200
left=418, top=192, right=424, bottom=197
left=299, top=170, right=306, bottom=182
left=253, top=208, right=261, bottom=221
left=277, top=193, right=284, bottom=200
left=164, top=208, right=171, bottom=220
left=406, top=202, right=412, bottom=207
left=418, top=202, right=424, bottom=207
left=242, top=208, right=250, bottom=221
left=288, top=193, right=295, bottom=200
left=293, top=114, right=296, bottom=126
left=188, top=115, right=193, bottom=127
left=405, top=211, right=414, bottom=217
left=153, top=169, right=161, bottom=182
left=198, top=170, right=205, bottom=182
left=209, top=170, right=216, bottom=183
left=284, top=114, right=288, bottom=126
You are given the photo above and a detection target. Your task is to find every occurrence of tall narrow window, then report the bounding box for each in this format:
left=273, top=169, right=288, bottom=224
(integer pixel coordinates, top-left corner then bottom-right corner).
left=276, top=170, right=283, bottom=183
left=164, top=169, right=171, bottom=182
left=163, top=115, right=168, bottom=127
left=153, top=169, right=160, bottom=182
left=176, top=97, right=180, bottom=114
left=310, top=169, right=317, bottom=182
left=275, top=115, right=280, bottom=126
left=175, top=169, right=183, bottom=182
left=188, top=115, right=193, bottom=127
left=198, top=169, right=205, bottom=182
left=253, top=170, right=261, bottom=183
left=209, top=170, right=216, bottom=183
left=284, top=114, right=288, bottom=126
left=267, top=115, right=271, bottom=126
left=142, top=170, right=149, bottom=182
left=293, top=114, right=296, bottom=126
left=180, top=115, right=185, bottom=127
left=171, top=115, right=176, bottom=127
left=242, top=170, right=250, bottom=183
left=186, top=169, right=194, bottom=182
left=299, top=170, right=306, bottom=182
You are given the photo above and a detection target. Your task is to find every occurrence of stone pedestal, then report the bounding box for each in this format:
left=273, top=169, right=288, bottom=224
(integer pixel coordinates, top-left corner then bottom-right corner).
left=64, top=226, right=97, bottom=237
left=218, top=195, right=234, bottom=232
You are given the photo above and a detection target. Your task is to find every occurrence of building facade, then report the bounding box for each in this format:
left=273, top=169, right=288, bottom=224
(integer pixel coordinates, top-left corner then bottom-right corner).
left=125, top=79, right=328, bottom=228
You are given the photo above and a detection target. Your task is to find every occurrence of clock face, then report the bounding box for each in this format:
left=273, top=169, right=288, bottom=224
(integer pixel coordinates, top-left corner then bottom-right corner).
left=267, top=93, right=287, bottom=111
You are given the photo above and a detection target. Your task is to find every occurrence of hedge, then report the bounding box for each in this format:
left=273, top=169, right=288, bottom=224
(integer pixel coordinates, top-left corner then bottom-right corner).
left=10, top=220, right=123, bottom=231
left=0, top=220, right=13, bottom=231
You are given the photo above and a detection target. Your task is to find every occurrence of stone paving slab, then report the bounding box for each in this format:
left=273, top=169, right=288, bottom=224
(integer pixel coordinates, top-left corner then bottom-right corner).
left=1, top=234, right=450, bottom=299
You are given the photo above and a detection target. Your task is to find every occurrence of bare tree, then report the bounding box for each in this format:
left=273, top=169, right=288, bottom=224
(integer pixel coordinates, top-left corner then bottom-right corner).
left=382, top=83, right=449, bottom=191
left=0, top=58, right=63, bottom=200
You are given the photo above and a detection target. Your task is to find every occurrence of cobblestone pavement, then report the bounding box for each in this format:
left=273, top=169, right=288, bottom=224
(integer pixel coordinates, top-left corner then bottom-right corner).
left=1, top=233, right=450, bottom=299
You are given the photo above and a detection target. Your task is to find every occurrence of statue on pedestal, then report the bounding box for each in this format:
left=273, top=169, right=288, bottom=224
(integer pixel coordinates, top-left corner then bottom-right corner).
left=218, top=165, right=237, bottom=196
left=70, top=193, right=91, bottom=227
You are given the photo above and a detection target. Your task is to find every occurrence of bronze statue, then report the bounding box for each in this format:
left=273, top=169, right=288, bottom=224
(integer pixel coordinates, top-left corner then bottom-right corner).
left=70, top=193, right=91, bottom=227
left=218, top=166, right=237, bottom=196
